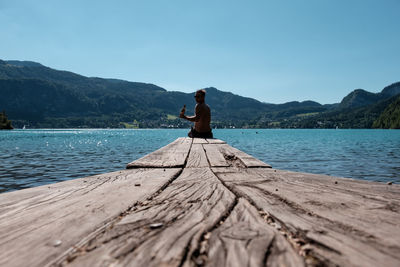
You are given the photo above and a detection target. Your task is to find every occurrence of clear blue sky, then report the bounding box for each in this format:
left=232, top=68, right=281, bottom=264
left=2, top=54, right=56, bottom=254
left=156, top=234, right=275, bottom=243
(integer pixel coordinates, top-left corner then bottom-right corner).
left=1, top=0, right=399, bottom=104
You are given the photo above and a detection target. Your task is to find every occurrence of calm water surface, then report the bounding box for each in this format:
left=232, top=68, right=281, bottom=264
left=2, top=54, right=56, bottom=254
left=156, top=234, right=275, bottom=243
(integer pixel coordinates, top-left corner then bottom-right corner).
left=0, top=129, right=399, bottom=193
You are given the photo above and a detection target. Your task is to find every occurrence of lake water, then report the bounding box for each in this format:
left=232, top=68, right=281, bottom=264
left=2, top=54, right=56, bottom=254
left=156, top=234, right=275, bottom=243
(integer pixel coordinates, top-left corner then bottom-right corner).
left=0, top=129, right=399, bottom=193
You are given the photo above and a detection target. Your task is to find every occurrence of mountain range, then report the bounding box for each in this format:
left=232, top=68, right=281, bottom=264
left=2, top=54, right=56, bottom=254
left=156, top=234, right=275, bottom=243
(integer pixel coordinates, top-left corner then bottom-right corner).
left=0, top=59, right=399, bottom=129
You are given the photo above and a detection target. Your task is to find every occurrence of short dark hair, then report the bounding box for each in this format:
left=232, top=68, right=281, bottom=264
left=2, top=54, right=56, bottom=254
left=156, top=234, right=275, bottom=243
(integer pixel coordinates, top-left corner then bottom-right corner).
left=196, top=89, right=206, bottom=97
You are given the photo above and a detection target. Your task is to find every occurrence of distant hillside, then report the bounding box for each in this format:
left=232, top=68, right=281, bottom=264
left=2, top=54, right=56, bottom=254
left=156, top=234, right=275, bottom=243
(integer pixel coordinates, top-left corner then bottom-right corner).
left=0, top=59, right=333, bottom=128
left=381, top=82, right=400, bottom=98
left=1, top=59, right=399, bottom=128
left=294, top=89, right=400, bottom=129
left=298, top=97, right=396, bottom=128
left=339, top=89, right=381, bottom=109
left=339, top=82, right=400, bottom=109
left=3, top=60, right=44, bottom=68
left=373, top=95, right=400, bottom=129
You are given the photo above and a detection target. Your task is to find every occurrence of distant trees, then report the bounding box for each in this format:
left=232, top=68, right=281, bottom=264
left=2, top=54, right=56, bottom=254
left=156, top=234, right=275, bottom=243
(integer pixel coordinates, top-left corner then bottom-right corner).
left=0, top=111, right=13, bottom=130
left=373, top=96, right=400, bottom=129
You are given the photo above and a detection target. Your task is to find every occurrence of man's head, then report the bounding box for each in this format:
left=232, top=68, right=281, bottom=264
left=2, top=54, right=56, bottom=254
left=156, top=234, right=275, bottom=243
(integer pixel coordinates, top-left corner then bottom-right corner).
left=194, top=89, right=206, bottom=104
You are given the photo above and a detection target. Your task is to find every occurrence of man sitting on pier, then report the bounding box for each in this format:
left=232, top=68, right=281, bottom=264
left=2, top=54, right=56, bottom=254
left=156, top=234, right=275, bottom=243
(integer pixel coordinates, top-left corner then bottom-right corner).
left=180, top=89, right=213, bottom=138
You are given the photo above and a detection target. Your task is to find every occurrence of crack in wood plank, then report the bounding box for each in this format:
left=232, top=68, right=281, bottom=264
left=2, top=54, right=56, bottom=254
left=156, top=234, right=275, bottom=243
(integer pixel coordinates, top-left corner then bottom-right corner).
left=204, top=198, right=304, bottom=267
left=208, top=168, right=333, bottom=267
left=238, top=176, right=395, bottom=252
left=48, top=140, right=195, bottom=267
left=46, top=169, right=186, bottom=267
left=193, top=145, right=305, bottom=267
left=212, top=168, right=400, bottom=267
left=0, top=168, right=184, bottom=267
left=56, top=168, right=235, bottom=267
left=53, top=139, right=241, bottom=267
left=190, top=197, right=239, bottom=267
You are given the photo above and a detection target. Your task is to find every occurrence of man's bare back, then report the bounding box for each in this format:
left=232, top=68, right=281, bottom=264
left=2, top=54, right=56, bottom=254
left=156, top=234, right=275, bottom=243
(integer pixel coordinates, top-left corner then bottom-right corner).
left=194, top=102, right=211, bottom=133
left=180, top=89, right=213, bottom=138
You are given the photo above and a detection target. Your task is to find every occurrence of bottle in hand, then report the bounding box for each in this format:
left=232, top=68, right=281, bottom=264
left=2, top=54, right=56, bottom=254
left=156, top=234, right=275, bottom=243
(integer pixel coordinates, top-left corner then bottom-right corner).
left=180, top=104, right=186, bottom=118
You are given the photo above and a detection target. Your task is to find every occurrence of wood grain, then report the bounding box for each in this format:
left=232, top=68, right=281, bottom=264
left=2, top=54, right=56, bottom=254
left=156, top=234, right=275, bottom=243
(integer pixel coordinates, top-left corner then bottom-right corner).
left=192, top=138, right=225, bottom=144
left=206, top=198, right=304, bottom=267
left=192, top=138, right=209, bottom=144
left=186, top=144, right=209, bottom=168
left=0, top=168, right=181, bottom=267
left=203, top=144, right=230, bottom=168
left=126, top=137, right=192, bottom=168
left=214, top=167, right=400, bottom=267
left=218, top=143, right=271, bottom=168
left=203, top=143, right=270, bottom=168
left=61, top=168, right=236, bottom=267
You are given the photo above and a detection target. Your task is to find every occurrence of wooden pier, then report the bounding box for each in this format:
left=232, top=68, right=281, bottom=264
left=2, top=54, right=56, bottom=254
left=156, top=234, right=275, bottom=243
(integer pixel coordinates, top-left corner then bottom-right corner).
left=0, top=137, right=399, bottom=267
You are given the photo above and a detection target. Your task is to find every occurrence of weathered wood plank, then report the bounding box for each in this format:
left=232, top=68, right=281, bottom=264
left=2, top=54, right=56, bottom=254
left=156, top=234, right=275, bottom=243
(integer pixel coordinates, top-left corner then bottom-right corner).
left=207, top=198, right=304, bottom=267
left=203, top=143, right=270, bottom=168
left=206, top=139, right=226, bottom=144
left=192, top=138, right=225, bottom=144
left=203, top=144, right=230, bottom=167
left=193, top=138, right=209, bottom=144
left=186, top=144, right=209, bottom=168
left=218, top=144, right=271, bottom=168
left=60, top=168, right=236, bottom=267
left=0, top=168, right=181, bottom=267
left=126, top=137, right=192, bottom=168
left=213, top=167, right=400, bottom=267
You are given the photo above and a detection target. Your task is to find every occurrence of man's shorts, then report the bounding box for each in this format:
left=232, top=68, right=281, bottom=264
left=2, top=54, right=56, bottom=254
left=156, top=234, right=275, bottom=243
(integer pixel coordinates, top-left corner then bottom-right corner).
left=188, top=127, right=213, bottom=139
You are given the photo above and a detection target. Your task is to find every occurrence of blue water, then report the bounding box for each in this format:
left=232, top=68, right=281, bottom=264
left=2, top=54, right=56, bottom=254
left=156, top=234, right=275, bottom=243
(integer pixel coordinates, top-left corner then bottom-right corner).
left=0, top=129, right=399, bottom=193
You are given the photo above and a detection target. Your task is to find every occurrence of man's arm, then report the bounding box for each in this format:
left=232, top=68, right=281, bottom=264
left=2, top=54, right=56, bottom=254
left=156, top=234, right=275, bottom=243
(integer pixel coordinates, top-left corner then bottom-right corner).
left=180, top=104, right=201, bottom=122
